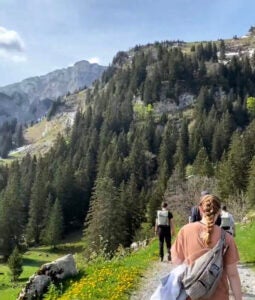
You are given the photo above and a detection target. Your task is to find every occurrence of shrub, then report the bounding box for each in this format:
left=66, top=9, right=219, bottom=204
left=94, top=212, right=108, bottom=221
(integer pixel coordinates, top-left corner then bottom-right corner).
left=7, top=247, right=23, bottom=281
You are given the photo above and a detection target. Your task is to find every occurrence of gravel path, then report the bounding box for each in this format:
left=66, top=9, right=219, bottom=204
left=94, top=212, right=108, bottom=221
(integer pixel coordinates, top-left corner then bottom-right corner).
left=130, top=258, right=255, bottom=300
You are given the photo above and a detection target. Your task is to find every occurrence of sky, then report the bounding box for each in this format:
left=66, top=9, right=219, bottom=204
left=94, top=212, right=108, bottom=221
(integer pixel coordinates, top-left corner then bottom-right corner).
left=1, top=0, right=255, bottom=86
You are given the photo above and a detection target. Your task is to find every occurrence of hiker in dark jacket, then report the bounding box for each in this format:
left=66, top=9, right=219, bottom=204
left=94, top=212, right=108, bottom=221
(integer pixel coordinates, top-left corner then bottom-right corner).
left=190, top=190, right=221, bottom=226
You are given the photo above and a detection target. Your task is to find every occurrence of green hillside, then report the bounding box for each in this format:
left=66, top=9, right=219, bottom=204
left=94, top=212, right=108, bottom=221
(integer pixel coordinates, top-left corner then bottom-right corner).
left=1, top=32, right=255, bottom=300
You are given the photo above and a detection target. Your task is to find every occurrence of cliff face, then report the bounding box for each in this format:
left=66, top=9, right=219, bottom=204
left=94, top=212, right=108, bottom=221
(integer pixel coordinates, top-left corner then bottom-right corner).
left=0, top=60, right=106, bottom=103
left=0, top=60, right=106, bottom=123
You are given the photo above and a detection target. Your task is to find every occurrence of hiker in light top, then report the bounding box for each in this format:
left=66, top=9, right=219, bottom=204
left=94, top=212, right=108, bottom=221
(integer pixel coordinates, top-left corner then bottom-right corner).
left=171, top=194, right=242, bottom=300
left=221, top=205, right=235, bottom=236
left=155, top=202, right=175, bottom=262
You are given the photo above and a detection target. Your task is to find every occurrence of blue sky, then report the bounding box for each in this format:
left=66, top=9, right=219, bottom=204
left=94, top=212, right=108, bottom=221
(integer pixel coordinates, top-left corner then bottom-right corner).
left=0, top=0, right=255, bottom=86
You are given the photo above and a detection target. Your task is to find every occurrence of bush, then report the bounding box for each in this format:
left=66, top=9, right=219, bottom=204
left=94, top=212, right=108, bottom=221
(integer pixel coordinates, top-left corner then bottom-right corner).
left=7, top=247, right=23, bottom=281
left=134, top=222, right=154, bottom=241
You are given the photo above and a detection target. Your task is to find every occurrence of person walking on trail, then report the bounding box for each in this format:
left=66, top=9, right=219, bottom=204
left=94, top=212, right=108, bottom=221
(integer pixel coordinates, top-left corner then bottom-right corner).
left=190, top=190, right=209, bottom=222
left=155, top=202, right=175, bottom=262
left=171, top=194, right=242, bottom=300
left=221, top=205, right=235, bottom=236
left=190, top=190, right=221, bottom=226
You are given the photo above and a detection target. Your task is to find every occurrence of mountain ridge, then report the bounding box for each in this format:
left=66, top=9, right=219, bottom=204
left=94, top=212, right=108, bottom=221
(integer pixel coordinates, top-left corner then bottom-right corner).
left=0, top=60, right=106, bottom=102
left=0, top=60, right=106, bottom=124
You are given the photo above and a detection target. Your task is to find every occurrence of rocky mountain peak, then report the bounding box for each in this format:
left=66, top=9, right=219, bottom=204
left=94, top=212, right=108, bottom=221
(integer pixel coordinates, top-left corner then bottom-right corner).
left=0, top=60, right=106, bottom=124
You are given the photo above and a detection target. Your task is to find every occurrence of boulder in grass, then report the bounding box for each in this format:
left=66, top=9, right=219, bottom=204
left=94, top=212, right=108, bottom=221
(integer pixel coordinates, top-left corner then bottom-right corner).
left=18, top=274, right=51, bottom=300
left=130, top=242, right=139, bottom=251
left=17, top=254, right=78, bottom=300
left=38, top=254, right=78, bottom=280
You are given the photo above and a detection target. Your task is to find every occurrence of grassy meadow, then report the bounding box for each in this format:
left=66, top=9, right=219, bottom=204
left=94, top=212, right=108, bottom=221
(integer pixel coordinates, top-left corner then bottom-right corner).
left=0, top=234, right=84, bottom=300
left=235, top=222, right=255, bottom=267
left=0, top=247, right=61, bottom=299
left=0, top=222, right=254, bottom=300
left=45, top=240, right=159, bottom=300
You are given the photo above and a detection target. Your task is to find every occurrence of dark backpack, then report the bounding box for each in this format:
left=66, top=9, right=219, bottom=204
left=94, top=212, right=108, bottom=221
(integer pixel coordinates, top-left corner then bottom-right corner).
left=181, top=230, right=228, bottom=299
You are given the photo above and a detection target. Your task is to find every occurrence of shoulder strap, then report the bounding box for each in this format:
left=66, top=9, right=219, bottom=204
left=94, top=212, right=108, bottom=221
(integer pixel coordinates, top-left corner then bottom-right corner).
left=220, top=229, right=229, bottom=255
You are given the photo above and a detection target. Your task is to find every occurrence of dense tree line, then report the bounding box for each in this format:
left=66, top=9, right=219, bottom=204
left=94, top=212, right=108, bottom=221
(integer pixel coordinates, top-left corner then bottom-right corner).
left=0, top=119, right=24, bottom=158
left=1, top=41, right=255, bottom=259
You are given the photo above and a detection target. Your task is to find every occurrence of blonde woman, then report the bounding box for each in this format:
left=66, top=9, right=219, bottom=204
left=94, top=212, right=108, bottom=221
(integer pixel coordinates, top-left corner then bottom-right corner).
left=171, top=194, right=242, bottom=300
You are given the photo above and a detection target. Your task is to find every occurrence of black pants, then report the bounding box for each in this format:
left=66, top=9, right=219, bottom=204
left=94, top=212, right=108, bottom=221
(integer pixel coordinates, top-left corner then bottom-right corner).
left=158, top=226, right=171, bottom=260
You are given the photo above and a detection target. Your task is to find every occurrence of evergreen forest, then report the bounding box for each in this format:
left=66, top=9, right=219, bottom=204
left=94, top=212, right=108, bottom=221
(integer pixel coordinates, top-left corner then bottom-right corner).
left=1, top=40, right=255, bottom=260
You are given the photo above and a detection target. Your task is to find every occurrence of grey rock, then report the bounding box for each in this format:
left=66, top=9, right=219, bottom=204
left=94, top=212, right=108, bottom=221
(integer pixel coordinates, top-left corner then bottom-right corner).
left=39, top=254, right=78, bottom=280
left=18, top=274, right=51, bottom=300
left=17, top=254, right=78, bottom=300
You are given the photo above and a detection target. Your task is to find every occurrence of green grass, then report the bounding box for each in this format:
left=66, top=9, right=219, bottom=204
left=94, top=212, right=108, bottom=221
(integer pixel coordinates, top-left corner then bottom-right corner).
left=45, top=240, right=159, bottom=300
left=235, top=222, right=255, bottom=266
left=0, top=245, right=75, bottom=300
left=1, top=222, right=255, bottom=300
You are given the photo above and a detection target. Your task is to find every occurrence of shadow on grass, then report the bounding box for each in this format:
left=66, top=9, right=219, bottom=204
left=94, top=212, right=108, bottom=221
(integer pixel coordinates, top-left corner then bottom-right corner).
left=22, top=257, right=48, bottom=268
left=18, top=278, right=28, bottom=283
left=28, top=244, right=83, bottom=256
left=53, top=244, right=84, bottom=255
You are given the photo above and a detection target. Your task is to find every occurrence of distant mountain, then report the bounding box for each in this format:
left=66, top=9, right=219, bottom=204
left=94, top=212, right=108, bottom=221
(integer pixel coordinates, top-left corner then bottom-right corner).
left=0, top=60, right=106, bottom=123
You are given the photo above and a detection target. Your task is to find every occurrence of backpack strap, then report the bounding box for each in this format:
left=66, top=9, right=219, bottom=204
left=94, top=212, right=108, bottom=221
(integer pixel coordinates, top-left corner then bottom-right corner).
left=220, top=229, right=229, bottom=255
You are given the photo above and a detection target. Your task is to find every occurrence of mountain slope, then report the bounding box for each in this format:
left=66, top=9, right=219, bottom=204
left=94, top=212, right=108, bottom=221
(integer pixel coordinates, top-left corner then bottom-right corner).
left=0, top=60, right=106, bottom=103
left=0, top=60, right=106, bottom=124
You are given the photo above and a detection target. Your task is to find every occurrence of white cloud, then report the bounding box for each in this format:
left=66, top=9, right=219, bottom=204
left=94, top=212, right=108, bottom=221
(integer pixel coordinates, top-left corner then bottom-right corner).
left=88, top=57, right=100, bottom=64
left=0, top=26, right=26, bottom=62
left=0, top=49, right=27, bottom=62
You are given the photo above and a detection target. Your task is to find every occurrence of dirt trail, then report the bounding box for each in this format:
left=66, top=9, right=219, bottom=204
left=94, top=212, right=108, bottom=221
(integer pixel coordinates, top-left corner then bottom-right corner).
left=130, top=259, right=255, bottom=300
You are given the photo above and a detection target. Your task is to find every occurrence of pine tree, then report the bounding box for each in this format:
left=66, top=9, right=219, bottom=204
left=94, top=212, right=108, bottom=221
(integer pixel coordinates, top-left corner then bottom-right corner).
left=128, top=135, right=147, bottom=190
left=0, top=161, right=24, bottom=259
left=8, top=246, right=23, bottom=281
left=121, top=174, right=143, bottom=245
left=174, top=141, right=186, bottom=181
left=174, top=119, right=189, bottom=180
left=219, top=39, right=226, bottom=60
left=19, top=154, right=36, bottom=223
left=189, top=120, right=204, bottom=161
left=43, top=198, right=63, bottom=248
left=13, top=124, right=24, bottom=147
left=211, top=112, right=233, bottom=162
left=217, top=132, right=248, bottom=198
left=26, top=159, right=49, bottom=244
left=158, top=119, right=177, bottom=180
left=243, top=120, right=255, bottom=162
left=246, top=156, right=255, bottom=208
left=195, top=86, right=213, bottom=114
left=0, top=164, right=8, bottom=192
left=40, top=193, right=54, bottom=242
left=54, top=159, right=77, bottom=228
left=84, top=177, right=127, bottom=255
left=193, top=147, right=214, bottom=177
left=158, top=160, right=170, bottom=190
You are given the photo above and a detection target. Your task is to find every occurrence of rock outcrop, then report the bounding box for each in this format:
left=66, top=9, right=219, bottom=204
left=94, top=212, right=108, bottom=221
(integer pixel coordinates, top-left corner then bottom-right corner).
left=17, top=254, right=78, bottom=300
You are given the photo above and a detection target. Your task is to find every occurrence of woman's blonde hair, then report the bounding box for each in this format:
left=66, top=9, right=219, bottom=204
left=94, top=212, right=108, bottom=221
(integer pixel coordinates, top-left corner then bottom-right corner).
left=199, top=194, right=221, bottom=246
